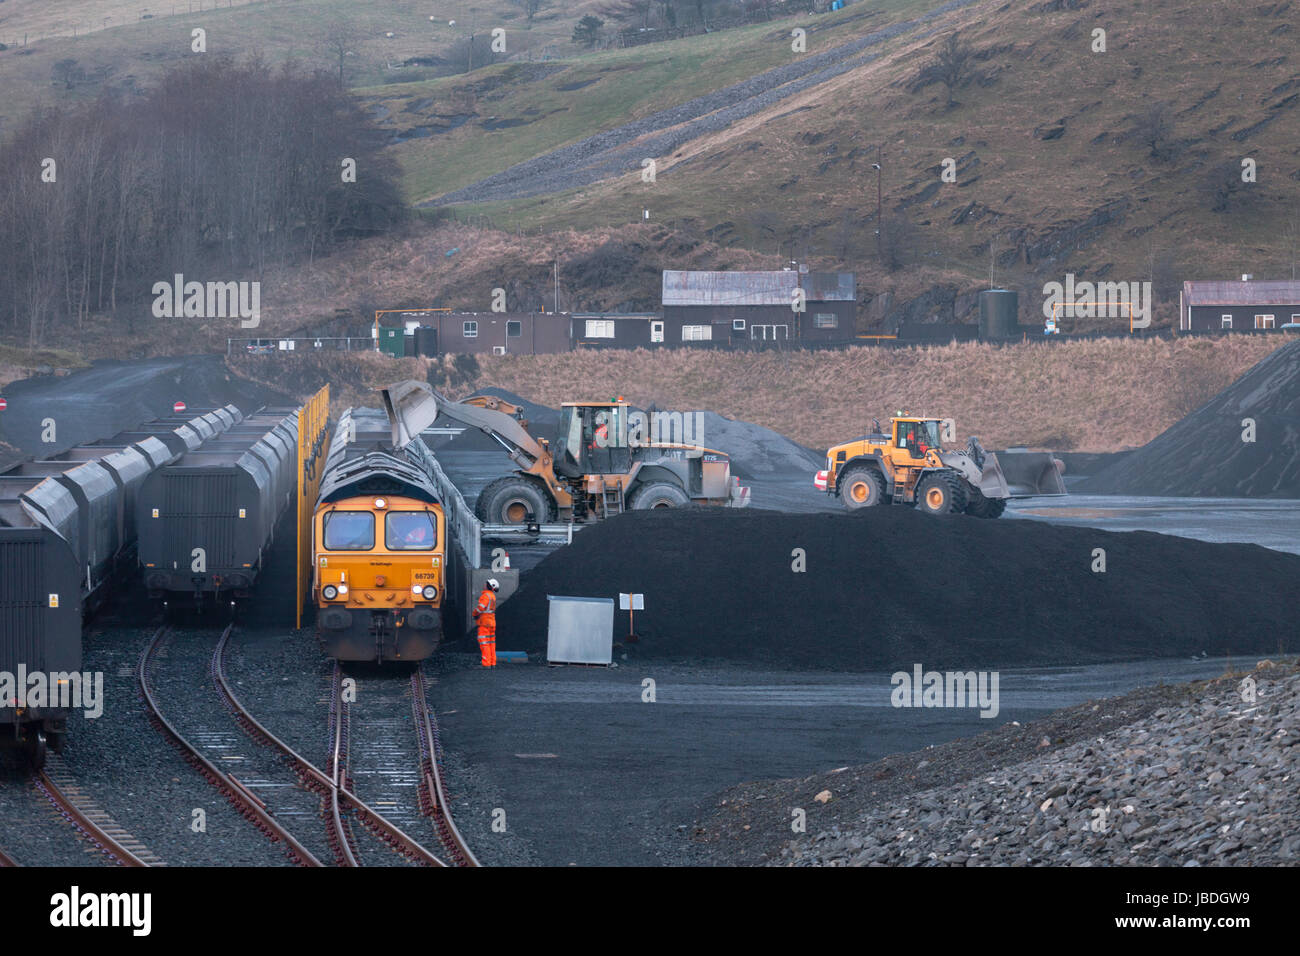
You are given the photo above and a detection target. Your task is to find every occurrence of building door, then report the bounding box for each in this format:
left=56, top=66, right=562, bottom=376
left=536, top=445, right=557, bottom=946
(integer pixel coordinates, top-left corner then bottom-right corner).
left=750, top=324, right=790, bottom=341
left=651, top=321, right=664, bottom=343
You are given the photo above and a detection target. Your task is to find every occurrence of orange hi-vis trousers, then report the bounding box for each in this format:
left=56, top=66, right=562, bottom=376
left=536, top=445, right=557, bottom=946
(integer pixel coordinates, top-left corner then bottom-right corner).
left=477, top=621, right=496, bottom=667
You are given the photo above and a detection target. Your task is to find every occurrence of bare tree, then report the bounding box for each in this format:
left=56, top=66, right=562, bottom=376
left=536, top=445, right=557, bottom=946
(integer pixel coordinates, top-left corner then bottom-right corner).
left=322, top=20, right=360, bottom=87
left=514, top=0, right=550, bottom=20
left=52, top=58, right=83, bottom=89
left=935, top=32, right=974, bottom=108
left=599, top=0, right=654, bottom=29
left=1127, top=102, right=1175, bottom=161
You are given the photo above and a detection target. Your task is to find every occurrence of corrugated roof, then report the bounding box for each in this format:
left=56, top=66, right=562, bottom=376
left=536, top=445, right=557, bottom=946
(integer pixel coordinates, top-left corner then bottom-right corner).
left=1184, top=280, right=1300, bottom=306
left=662, top=271, right=855, bottom=306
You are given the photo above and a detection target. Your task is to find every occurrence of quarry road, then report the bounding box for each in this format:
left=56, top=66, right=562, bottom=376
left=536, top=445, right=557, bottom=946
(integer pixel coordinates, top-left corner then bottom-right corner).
left=432, top=653, right=1248, bottom=866
left=0, top=355, right=290, bottom=468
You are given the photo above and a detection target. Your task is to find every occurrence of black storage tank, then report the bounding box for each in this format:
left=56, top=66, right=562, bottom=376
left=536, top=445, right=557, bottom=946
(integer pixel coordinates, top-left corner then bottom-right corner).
left=979, top=289, right=1020, bottom=339
left=414, top=326, right=439, bottom=357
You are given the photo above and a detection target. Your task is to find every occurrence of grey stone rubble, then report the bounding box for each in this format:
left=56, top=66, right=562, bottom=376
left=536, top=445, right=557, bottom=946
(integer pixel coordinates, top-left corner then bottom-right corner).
left=775, top=665, right=1300, bottom=866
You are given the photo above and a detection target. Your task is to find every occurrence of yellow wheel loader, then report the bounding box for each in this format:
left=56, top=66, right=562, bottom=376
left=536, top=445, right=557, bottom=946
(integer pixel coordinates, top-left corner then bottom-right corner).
left=380, top=381, right=750, bottom=524
left=813, top=416, right=1065, bottom=517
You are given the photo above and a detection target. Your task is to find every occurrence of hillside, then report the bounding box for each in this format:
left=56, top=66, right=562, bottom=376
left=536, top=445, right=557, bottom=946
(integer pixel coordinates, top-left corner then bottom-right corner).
left=385, top=0, right=1300, bottom=326
left=2, top=0, right=1297, bottom=342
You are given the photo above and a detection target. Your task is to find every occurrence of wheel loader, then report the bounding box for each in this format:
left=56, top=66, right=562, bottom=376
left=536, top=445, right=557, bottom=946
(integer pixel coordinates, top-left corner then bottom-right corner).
left=380, top=381, right=750, bottom=524
left=812, top=416, right=1065, bottom=517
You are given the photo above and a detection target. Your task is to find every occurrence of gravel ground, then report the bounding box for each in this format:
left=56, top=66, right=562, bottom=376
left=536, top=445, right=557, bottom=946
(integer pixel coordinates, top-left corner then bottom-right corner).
left=0, top=752, right=118, bottom=867
left=688, top=661, right=1300, bottom=866
left=427, top=0, right=978, bottom=206
left=52, top=617, right=289, bottom=866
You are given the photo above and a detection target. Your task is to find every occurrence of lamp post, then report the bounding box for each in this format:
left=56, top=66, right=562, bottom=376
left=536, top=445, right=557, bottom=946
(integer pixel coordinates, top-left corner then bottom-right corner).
left=872, top=148, right=883, bottom=260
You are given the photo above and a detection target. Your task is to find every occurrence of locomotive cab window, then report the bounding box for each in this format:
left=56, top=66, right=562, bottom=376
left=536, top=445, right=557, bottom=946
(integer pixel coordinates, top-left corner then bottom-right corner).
left=323, top=511, right=374, bottom=550
left=387, top=512, right=437, bottom=550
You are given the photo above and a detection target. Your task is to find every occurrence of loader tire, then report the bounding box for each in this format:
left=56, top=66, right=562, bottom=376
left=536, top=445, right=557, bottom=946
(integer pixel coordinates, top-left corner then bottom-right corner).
left=838, top=466, right=886, bottom=510
left=476, top=476, right=556, bottom=525
left=965, top=488, right=1008, bottom=519
left=629, top=481, right=690, bottom=510
left=915, top=470, right=968, bottom=516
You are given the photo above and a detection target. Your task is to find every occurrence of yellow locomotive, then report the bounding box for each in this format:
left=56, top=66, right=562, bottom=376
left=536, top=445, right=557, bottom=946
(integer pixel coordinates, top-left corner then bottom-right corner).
left=313, top=409, right=445, bottom=662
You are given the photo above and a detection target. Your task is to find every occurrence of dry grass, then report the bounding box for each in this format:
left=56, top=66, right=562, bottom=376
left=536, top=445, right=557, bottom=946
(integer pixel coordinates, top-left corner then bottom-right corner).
left=231, top=335, right=1284, bottom=452
left=0, top=344, right=89, bottom=389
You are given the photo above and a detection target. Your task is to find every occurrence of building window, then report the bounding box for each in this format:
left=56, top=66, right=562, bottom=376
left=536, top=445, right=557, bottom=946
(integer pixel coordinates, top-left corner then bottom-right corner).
left=463, top=321, right=478, bottom=338
left=1254, top=314, right=1275, bottom=329
left=1221, top=315, right=1233, bottom=329
left=506, top=320, right=521, bottom=337
left=682, top=325, right=712, bottom=341
left=732, top=319, right=746, bottom=331
left=814, top=313, right=838, bottom=329
left=585, top=319, right=615, bottom=338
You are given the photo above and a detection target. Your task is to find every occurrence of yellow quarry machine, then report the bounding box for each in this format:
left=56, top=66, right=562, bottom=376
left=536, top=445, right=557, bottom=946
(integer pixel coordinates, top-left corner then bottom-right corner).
left=381, top=382, right=750, bottom=524
left=813, top=415, right=1065, bottom=517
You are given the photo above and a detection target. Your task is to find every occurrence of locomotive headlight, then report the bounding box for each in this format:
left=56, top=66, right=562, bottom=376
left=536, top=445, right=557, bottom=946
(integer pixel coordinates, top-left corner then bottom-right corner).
left=422, top=585, right=438, bottom=600
left=374, top=497, right=387, bottom=509
left=411, top=585, right=422, bottom=594
left=323, top=585, right=338, bottom=600
left=337, top=584, right=348, bottom=595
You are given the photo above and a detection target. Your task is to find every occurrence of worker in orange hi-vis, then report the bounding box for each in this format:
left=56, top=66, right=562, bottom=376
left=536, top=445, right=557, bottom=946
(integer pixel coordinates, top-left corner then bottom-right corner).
left=472, top=578, right=500, bottom=668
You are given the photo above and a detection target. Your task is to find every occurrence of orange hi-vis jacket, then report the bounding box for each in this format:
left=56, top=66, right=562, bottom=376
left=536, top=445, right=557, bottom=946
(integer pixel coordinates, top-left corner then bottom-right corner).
left=474, top=588, right=497, bottom=632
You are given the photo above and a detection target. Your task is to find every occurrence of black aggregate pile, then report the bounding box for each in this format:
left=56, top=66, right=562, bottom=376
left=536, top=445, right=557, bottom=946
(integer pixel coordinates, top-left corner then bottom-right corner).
left=1082, top=339, right=1300, bottom=497
left=497, top=508, right=1300, bottom=670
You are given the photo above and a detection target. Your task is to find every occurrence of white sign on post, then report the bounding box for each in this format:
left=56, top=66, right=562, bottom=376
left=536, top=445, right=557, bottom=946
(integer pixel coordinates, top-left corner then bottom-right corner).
left=619, top=593, right=645, bottom=643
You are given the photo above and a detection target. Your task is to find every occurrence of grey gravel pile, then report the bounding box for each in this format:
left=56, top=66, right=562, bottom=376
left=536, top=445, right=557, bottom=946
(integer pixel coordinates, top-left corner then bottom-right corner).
left=775, top=664, right=1300, bottom=866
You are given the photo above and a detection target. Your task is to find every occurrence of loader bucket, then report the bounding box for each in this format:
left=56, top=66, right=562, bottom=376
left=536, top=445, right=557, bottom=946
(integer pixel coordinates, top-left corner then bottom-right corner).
left=379, top=380, right=443, bottom=449
left=990, top=451, right=1067, bottom=497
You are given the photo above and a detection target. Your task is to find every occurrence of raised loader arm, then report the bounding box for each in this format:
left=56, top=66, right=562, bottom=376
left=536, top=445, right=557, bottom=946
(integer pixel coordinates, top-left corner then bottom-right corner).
left=379, top=380, right=558, bottom=480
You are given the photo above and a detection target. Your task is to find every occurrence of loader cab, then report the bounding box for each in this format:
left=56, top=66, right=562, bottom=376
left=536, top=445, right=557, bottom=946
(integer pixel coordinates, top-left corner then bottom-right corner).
left=554, top=401, right=633, bottom=477
left=893, top=418, right=943, bottom=461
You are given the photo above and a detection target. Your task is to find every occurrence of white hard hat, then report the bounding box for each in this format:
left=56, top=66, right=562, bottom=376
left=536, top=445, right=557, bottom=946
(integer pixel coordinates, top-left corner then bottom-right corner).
left=487, top=578, right=500, bottom=590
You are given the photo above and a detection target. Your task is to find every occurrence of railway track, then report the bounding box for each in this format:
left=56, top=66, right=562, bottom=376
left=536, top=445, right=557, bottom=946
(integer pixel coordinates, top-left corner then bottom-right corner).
left=140, top=624, right=323, bottom=867
left=212, top=629, right=448, bottom=867
left=32, top=754, right=162, bottom=867
left=411, top=669, right=479, bottom=866
left=0, top=747, right=158, bottom=867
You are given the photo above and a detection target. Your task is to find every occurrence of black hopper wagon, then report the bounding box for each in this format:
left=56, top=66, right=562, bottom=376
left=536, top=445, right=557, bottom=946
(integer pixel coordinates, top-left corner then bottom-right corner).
left=136, top=407, right=298, bottom=612
left=0, top=406, right=242, bottom=766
